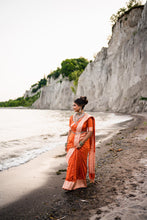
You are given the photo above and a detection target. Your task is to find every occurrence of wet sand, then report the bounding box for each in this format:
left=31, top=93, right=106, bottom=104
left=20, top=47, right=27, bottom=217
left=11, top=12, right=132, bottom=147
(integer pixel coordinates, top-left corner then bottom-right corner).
left=0, top=113, right=146, bottom=220
left=0, top=144, right=66, bottom=208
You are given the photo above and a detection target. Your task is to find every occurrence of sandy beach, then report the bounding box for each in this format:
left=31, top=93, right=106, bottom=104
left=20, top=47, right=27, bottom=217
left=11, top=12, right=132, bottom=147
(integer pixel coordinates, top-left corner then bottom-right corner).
left=0, top=113, right=146, bottom=220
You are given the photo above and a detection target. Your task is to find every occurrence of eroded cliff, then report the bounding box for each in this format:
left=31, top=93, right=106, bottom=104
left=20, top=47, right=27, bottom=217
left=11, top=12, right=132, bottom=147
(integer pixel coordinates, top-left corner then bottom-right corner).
left=32, top=77, right=75, bottom=109
left=32, top=4, right=147, bottom=113
left=77, top=4, right=147, bottom=113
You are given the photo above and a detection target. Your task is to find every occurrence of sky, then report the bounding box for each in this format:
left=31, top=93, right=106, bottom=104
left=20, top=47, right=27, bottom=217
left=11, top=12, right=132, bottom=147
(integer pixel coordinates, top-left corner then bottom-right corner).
left=0, top=0, right=146, bottom=101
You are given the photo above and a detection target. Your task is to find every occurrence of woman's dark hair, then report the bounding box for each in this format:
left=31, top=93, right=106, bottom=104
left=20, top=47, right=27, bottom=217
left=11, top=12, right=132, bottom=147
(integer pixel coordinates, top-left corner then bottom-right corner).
left=74, top=96, right=88, bottom=109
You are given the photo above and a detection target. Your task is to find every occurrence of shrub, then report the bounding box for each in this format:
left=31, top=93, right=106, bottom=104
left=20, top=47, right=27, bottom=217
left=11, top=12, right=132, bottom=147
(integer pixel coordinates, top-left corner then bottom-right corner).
left=47, top=57, right=89, bottom=93
left=47, top=68, right=61, bottom=80
left=110, top=0, right=143, bottom=26
left=32, top=77, right=47, bottom=93
left=140, top=97, right=147, bottom=101
left=47, top=57, right=88, bottom=80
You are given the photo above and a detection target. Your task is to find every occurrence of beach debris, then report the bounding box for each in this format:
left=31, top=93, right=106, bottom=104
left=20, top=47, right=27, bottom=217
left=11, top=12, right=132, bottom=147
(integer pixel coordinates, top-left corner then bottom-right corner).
left=106, top=142, right=112, bottom=145
left=81, top=199, right=88, bottom=203
left=115, top=217, right=121, bottom=220
left=56, top=169, right=66, bottom=175
left=128, top=193, right=136, bottom=197
left=116, top=148, right=123, bottom=152
left=138, top=180, right=144, bottom=184
left=55, top=153, right=66, bottom=158
left=59, top=169, right=66, bottom=172
left=57, top=216, right=66, bottom=220
left=117, top=132, right=122, bottom=135
left=71, top=208, right=77, bottom=211
left=109, top=148, right=123, bottom=152
left=60, top=132, right=68, bottom=136
left=96, top=145, right=101, bottom=148
left=96, top=209, right=102, bottom=214
left=109, top=148, right=114, bottom=151
left=56, top=171, right=61, bottom=175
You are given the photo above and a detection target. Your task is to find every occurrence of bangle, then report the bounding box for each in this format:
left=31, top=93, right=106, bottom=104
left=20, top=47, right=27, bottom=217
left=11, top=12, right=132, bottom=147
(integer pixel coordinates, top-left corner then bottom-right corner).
left=65, top=143, right=67, bottom=147
left=79, top=141, right=84, bottom=146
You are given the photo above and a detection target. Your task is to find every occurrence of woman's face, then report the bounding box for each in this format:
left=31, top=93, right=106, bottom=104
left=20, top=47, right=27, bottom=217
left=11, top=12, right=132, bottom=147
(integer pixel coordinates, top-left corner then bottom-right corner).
left=73, top=102, right=81, bottom=112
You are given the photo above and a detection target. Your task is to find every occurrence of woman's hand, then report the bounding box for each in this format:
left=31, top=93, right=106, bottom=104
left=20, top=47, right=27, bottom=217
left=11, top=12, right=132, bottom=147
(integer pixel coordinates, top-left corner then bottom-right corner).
left=76, top=141, right=84, bottom=149
left=76, top=143, right=81, bottom=149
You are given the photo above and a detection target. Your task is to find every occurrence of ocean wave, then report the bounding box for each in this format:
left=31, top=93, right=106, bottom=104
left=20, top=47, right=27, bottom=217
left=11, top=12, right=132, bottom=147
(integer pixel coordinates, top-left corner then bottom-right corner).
left=0, top=140, right=65, bottom=171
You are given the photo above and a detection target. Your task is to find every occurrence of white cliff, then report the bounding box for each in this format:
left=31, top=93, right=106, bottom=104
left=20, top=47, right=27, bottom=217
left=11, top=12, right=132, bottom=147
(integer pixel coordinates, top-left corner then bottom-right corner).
left=32, top=77, right=75, bottom=109
left=32, top=4, right=147, bottom=112
left=77, top=5, right=147, bottom=113
left=24, top=84, right=41, bottom=98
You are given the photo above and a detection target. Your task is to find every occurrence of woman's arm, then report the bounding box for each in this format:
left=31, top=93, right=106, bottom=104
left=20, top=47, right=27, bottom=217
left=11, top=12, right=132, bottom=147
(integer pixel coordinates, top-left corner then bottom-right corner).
left=76, top=131, right=93, bottom=149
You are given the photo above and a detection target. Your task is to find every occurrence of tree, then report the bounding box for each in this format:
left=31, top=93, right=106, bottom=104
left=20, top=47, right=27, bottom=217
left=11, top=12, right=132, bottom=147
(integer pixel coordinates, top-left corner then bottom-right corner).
left=70, top=70, right=82, bottom=94
left=47, top=68, right=61, bottom=80
left=47, top=57, right=89, bottom=82
left=61, top=58, right=89, bottom=78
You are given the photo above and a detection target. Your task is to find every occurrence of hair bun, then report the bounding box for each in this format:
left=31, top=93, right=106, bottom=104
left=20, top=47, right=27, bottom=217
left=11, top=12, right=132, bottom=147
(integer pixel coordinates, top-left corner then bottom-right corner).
left=80, top=96, right=88, bottom=105
left=74, top=96, right=88, bottom=109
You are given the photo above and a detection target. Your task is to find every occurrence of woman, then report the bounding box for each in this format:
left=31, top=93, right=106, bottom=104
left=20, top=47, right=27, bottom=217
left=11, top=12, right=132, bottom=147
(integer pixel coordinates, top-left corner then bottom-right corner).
left=62, top=96, right=95, bottom=191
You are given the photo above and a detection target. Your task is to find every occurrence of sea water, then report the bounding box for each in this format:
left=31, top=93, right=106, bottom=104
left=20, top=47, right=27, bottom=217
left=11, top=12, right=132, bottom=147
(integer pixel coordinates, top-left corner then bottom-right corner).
left=0, top=108, right=132, bottom=171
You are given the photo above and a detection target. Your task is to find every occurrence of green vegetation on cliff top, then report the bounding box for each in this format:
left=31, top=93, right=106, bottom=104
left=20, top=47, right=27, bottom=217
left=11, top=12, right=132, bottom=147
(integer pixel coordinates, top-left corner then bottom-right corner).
left=110, top=0, right=143, bottom=26
left=31, top=77, right=47, bottom=93
left=47, top=57, right=89, bottom=81
left=47, top=57, right=89, bottom=94
left=0, top=57, right=89, bottom=107
left=31, top=57, right=89, bottom=94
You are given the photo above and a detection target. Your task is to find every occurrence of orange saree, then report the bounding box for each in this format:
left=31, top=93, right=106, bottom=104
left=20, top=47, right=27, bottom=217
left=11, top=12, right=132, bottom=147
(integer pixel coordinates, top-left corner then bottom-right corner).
left=62, top=113, right=95, bottom=190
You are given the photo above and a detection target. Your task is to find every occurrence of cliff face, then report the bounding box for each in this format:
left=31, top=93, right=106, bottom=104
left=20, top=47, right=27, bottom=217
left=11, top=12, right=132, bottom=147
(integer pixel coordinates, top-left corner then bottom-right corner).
left=32, top=4, right=147, bottom=112
left=32, top=77, right=74, bottom=109
left=77, top=5, right=147, bottom=113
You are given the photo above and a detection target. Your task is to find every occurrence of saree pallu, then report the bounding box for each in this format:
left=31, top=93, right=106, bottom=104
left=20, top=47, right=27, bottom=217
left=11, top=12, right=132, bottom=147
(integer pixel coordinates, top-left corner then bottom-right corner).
left=62, top=113, right=95, bottom=190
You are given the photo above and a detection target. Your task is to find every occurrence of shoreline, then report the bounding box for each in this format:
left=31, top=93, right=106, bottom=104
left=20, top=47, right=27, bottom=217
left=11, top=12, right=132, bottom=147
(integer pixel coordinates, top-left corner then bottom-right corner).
left=0, top=113, right=146, bottom=219
left=0, top=110, right=132, bottom=172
